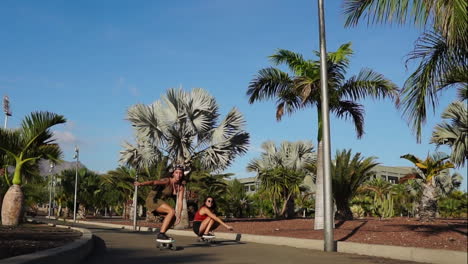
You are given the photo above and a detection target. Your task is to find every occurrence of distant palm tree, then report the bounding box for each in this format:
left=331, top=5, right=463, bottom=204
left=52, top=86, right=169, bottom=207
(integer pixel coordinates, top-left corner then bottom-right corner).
left=247, top=43, right=398, bottom=228
left=400, top=152, right=454, bottom=221
left=0, top=111, right=65, bottom=226
left=331, top=149, right=379, bottom=220
left=343, top=0, right=468, bottom=142
left=102, top=166, right=136, bottom=219
left=247, top=140, right=315, bottom=218
left=430, top=100, right=468, bottom=167
left=126, top=88, right=249, bottom=228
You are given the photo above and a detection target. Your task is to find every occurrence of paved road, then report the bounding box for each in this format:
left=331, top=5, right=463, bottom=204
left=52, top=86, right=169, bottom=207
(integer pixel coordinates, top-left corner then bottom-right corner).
left=77, top=224, right=418, bottom=264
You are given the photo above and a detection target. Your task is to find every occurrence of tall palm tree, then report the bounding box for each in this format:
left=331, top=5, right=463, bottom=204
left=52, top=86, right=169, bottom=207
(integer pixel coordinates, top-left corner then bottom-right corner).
left=126, top=88, right=249, bottom=228
left=331, top=149, right=379, bottom=220
left=0, top=111, right=65, bottom=226
left=343, top=0, right=468, bottom=142
left=247, top=43, right=398, bottom=228
left=247, top=140, right=315, bottom=218
left=400, top=152, right=454, bottom=221
left=430, top=100, right=467, bottom=167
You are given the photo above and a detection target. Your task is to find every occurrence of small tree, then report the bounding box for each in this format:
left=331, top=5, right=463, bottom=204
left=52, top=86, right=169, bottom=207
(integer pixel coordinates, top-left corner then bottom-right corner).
left=331, top=149, right=379, bottom=220
left=247, top=140, right=315, bottom=218
left=400, top=152, right=454, bottom=221
left=0, top=111, right=65, bottom=226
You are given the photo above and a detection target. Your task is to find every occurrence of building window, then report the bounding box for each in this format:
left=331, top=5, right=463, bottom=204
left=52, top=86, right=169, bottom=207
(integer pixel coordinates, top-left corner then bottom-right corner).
left=388, top=176, right=399, bottom=184
left=250, top=185, right=256, bottom=192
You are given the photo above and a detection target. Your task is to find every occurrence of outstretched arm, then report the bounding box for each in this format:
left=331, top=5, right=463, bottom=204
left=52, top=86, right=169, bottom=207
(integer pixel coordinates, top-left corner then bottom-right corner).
left=202, top=208, right=233, bottom=231
left=134, top=178, right=169, bottom=187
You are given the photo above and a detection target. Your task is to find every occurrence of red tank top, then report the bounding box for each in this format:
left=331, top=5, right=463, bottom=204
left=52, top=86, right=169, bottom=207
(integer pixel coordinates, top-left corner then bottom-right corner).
left=193, top=206, right=208, bottom=221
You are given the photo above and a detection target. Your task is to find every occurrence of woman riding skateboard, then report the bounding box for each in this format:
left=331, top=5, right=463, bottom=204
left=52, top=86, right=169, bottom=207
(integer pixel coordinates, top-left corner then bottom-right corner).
left=135, top=164, right=186, bottom=242
left=193, top=196, right=233, bottom=239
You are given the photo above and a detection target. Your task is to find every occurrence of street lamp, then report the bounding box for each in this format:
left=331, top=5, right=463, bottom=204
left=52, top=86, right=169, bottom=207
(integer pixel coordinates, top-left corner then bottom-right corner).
left=73, top=146, right=79, bottom=223
left=3, top=95, right=12, bottom=129
left=48, top=162, right=55, bottom=218
left=132, top=149, right=138, bottom=231
left=317, top=0, right=335, bottom=252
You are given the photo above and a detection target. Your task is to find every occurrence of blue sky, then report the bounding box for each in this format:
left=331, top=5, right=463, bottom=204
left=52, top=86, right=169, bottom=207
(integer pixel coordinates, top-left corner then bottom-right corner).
left=1, top=0, right=466, bottom=189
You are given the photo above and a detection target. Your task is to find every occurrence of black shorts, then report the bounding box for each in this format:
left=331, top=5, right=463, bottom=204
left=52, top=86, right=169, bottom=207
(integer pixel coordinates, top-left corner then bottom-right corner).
left=193, top=221, right=202, bottom=236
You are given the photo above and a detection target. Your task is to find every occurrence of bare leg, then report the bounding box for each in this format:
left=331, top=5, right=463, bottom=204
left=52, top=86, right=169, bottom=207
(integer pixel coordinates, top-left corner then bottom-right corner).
left=155, top=203, right=175, bottom=233
left=198, top=217, right=213, bottom=235
left=204, top=218, right=215, bottom=234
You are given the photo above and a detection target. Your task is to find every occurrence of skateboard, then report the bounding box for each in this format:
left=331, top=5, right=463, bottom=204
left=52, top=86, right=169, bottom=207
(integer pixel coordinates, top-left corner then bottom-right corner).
left=156, top=239, right=177, bottom=251
left=198, top=235, right=217, bottom=245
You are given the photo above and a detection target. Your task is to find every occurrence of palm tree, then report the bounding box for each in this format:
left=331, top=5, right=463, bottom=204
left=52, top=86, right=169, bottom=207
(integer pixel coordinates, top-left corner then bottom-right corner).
left=247, top=140, right=315, bottom=218
left=343, top=0, right=468, bottom=142
left=225, top=178, right=248, bottom=217
left=331, top=149, right=379, bottom=220
left=126, top=88, right=249, bottom=228
left=0, top=111, right=65, bottom=226
left=247, top=44, right=398, bottom=228
left=400, top=152, right=454, bottom=221
left=430, top=100, right=467, bottom=167
left=101, top=167, right=135, bottom=219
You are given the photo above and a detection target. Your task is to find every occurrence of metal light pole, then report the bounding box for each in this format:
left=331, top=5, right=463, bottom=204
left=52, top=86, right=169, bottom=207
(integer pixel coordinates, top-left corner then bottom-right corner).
left=48, top=162, right=55, bottom=218
left=317, top=0, right=335, bottom=252
left=132, top=149, right=139, bottom=231
left=133, top=173, right=139, bottom=230
left=3, top=95, right=12, bottom=129
left=73, top=146, right=79, bottom=223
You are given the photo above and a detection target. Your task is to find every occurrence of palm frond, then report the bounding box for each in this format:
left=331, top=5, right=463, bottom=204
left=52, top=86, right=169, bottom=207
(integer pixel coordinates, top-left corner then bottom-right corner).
left=269, top=49, right=317, bottom=76
left=343, top=0, right=467, bottom=47
left=398, top=31, right=457, bottom=142
left=331, top=100, right=365, bottom=138
left=247, top=67, right=294, bottom=104
left=340, top=68, right=399, bottom=101
left=431, top=101, right=468, bottom=167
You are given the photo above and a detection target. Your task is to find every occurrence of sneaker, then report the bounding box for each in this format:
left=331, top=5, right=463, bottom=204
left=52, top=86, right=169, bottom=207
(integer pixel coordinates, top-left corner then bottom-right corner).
left=157, top=232, right=173, bottom=242
left=202, top=232, right=215, bottom=239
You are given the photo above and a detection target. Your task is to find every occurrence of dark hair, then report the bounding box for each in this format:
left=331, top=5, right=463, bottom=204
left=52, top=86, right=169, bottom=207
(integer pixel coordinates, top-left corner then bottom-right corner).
left=203, top=196, right=217, bottom=211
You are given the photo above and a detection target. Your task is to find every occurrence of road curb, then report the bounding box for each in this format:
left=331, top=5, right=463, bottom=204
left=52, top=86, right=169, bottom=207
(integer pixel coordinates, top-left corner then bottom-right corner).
left=65, top=219, right=467, bottom=264
left=1, top=220, right=94, bottom=264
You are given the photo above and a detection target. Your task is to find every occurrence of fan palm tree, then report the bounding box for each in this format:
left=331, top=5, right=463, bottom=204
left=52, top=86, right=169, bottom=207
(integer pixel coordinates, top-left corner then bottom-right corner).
left=332, top=149, right=379, bottom=220
left=0, top=111, right=65, bottom=226
left=400, top=152, right=454, bottom=221
left=247, top=140, right=315, bottom=218
left=430, top=100, right=467, bottom=167
left=247, top=43, right=398, bottom=228
left=343, top=0, right=468, bottom=142
left=126, top=88, right=249, bottom=228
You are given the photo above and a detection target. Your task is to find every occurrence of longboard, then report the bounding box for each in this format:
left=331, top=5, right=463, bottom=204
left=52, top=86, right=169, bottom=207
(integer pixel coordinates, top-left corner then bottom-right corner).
left=197, top=235, right=217, bottom=245
left=156, top=239, right=177, bottom=251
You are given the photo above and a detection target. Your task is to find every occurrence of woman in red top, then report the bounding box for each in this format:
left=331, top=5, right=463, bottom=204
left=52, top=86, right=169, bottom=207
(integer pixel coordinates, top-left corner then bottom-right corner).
left=192, top=196, right=233, bottom=238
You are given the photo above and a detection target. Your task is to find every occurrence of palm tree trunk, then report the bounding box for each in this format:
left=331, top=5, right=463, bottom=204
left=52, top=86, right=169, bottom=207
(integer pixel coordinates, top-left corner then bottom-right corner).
left=1, top=185, right=24, bottom=226
left=335, top=199, right=353, bottom=220
left=419, top=181, right=438, bottom=221
left=314, top=140, right=324, bottom=229
left=280, top=193, right=295, bottom=218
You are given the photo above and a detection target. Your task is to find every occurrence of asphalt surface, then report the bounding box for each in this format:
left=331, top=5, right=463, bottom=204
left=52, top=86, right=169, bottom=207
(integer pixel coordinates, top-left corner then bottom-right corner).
left=76, top=223, right=419, bottom=264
